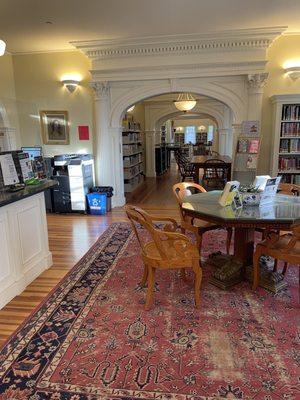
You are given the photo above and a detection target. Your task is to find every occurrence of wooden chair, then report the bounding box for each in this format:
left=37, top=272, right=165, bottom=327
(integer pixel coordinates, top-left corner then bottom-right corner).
left=278, top=183, right=300, bottom=196
left=125, top=205, right=202, bottom=310
left=252, top=223, right=300, bottom=296
left=174, top=150, right=196, bottom=181
left=173, top=182, right=232, bottom=254
left=202, top=158, right=228, bottom=189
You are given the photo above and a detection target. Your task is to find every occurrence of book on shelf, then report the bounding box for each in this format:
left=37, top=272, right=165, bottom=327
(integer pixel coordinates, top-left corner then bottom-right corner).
left=281, top=122, right=300, bottom=136
left=290, top=138, right=300, bottom=153
left=279, top=138, right=290, bottom=153
left=248, top=139, right=260, bottom=154
left=278, top=156, right=300, bottom=171
left=282, top=104, right=300, bottom=121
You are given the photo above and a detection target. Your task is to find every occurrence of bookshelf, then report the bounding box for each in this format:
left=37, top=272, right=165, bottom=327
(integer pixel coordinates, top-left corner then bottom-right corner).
left=122, top=115, right=145, bottom=192
left=270, top=95, right=300, bottom=184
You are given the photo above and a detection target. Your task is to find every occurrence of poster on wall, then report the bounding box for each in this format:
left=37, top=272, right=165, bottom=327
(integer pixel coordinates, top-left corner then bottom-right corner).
left=78, top=125, right=89, bottom=141
left=40, top=110, right=69, bottom=145
left=241, top=120, right=260, bottom=136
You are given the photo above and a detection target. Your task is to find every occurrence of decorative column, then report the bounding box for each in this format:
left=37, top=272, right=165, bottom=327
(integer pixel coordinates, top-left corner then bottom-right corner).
left=247, top=73, right=268, bottom=120
left=218, top=128, right=229, bottom=155
left=90, top=81, right=125, bottom=207
left=145, top=130, right=156, bottom=177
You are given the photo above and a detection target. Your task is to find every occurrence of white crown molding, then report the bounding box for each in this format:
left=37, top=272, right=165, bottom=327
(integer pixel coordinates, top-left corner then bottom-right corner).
left=91, top=60, right=267, bottom=81
left=270, top=94, right=300, bottom=104
left=72, top=26, right=287, bottom=61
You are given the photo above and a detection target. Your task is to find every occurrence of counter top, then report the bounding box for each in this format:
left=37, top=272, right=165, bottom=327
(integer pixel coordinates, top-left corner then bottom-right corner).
left=0, top=180, right=57, bottom=208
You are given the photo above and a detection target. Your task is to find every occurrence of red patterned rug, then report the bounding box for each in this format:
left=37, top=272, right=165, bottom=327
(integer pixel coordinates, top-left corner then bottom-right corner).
left=0, top=223, right=299, bottom=400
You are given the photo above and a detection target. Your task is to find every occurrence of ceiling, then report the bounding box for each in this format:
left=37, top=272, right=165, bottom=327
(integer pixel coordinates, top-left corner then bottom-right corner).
left=1, top=0, right=300, bottom=54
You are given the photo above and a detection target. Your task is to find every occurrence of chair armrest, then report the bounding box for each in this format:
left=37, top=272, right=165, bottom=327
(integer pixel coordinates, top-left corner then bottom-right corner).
left=147, top=215, right=178, bottom=232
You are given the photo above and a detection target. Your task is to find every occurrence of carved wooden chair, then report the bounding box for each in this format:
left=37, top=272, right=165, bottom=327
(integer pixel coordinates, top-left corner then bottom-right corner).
left=172, top=182, right=233, bottom=254
left=125, top=205, right=202, bottom=310
left=252, top=223, right=300, bottom=296
left=278, top=183, right=300, bottom=196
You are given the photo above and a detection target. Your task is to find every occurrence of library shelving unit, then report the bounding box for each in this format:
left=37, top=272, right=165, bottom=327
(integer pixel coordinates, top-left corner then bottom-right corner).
left=270, top=95, right=300, bottom=184
left=122, top=116, right=145, bottom=193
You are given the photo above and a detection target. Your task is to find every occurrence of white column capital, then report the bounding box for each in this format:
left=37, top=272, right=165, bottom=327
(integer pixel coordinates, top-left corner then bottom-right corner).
left=247, top=73, right=268, bottom=94
left=90, top=81, right=110, bottom=100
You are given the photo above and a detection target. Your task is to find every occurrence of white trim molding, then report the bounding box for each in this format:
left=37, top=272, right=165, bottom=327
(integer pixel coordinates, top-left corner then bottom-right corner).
left=72, top=27, right=286, bottom=61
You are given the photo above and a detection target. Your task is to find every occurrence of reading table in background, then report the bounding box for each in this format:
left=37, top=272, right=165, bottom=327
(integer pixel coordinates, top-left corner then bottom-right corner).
left=182, top=190, right=300, bottom=292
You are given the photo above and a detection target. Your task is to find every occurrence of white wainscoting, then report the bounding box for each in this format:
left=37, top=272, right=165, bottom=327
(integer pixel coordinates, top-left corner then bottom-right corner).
left=0, top=192, right=52, bottom=309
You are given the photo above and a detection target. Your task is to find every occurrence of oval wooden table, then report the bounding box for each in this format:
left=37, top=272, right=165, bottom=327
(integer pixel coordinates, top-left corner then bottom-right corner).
left=182, top=191, right=300, bottom=292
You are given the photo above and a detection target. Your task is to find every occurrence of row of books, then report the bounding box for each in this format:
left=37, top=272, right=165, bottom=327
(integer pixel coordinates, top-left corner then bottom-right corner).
left=281, top=122, right=300, bottom=136
left=237, top=139, right=260, bottom=154
left=281, top=104, right=300, bottom=121
left=278, top=156, right=300, bottom=171
left=279, top=138, right=300, bottom=153
left=122, top=131, right=142, bottom=144
left=122, top=119, right=141, bottom=132
left=280, top=173, right=300, bottom=184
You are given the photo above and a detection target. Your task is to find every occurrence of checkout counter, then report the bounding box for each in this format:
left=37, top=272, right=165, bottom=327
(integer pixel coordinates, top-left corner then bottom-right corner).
left=0, top=179, right=57, bottom=309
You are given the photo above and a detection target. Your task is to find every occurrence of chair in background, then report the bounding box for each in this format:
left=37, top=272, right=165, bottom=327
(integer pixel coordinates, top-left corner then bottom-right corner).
left=252, top=223, right=300, bottom=297
left=125, top=205, right=202, bottom=310
left=210, top=150, right=220, bottom=157
left=173, top=182, right=232, bottom=254
left=202, top=158, right=228, bottom=190
left=174, top=150, right=196, bottom=181
left=278, top=182, right=300, bottom=196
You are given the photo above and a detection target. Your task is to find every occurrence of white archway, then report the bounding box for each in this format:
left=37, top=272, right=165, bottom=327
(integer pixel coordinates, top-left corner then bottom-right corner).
left=110, top=80, right=245, bottom=128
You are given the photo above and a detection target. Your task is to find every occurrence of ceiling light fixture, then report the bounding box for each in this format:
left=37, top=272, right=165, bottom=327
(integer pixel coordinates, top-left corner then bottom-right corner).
left=0, top=40, right=6, bottom=56
left=127, top=105, right=135, bottom=113
left=174, top=93, right=197, bottom=112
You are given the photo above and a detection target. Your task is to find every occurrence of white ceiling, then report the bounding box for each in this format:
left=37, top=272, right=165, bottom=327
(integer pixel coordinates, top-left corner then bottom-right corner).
left=1, top=0, right=300, bottom=54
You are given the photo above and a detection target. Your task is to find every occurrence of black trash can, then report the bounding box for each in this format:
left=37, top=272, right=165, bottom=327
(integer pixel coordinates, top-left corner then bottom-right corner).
left=90, top=186, right=113, bottom=211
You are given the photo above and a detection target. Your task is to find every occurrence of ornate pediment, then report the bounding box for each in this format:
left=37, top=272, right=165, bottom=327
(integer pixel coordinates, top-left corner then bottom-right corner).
left=72, top=27, right=286, bottom=61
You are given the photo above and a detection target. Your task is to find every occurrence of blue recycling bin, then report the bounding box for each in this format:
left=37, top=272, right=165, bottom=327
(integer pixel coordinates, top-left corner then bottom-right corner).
left=87, top=193, right=107, bottom=215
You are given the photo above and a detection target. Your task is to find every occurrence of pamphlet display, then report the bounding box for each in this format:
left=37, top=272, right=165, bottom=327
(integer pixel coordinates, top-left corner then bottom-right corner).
left=0, top=153, right=19, bottom=186
left=18, top=153, right=34, bottom=183
left=233, top=121, right=261, bottom=181
left=218, top=181, right=240, bottom=206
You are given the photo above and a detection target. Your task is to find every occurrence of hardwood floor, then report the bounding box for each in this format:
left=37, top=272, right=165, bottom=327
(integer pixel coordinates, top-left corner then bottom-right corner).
left=0, top=163, right=181, bottom=345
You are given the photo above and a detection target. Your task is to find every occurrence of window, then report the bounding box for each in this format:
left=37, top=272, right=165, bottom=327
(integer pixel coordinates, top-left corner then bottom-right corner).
left=184, top=126, right=196, bottom=144
left=207, top=125, right=214, bottom=142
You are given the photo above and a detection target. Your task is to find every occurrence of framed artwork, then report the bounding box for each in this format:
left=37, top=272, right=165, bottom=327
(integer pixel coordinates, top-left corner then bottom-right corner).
left=40, top=110, right=69, bottom=145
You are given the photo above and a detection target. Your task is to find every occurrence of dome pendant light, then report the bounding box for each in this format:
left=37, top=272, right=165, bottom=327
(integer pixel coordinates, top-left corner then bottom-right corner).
left=0, top=40, right=6, bottom=56
left=174, top=93, right=197, bottom=112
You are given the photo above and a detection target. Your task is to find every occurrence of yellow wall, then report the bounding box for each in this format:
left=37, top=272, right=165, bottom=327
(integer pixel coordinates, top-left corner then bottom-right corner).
left=12, top=51, right=94, bottom=156
left=260, top=35, right=300, bottom=173
left=0, top=54, right=21, bottom=145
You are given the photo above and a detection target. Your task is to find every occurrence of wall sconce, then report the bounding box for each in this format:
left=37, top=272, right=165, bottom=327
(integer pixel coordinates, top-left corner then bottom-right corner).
left=62, top=79, right=80, bottom=93
left=284, top=66, right=300, bottom=80
left=0, top=39, right=6, bottom=56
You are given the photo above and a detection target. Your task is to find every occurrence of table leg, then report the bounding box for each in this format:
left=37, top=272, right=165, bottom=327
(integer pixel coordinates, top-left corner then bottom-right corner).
left=234, top=227, right=254, bottom=265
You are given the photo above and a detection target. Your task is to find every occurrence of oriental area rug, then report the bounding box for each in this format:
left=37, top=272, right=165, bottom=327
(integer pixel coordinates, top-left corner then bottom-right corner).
left=0, top=223, right=299, bottom=400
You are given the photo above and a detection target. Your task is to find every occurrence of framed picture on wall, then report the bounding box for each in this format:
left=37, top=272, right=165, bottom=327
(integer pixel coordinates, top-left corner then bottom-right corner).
left=40, top=110, right=69, bottom=145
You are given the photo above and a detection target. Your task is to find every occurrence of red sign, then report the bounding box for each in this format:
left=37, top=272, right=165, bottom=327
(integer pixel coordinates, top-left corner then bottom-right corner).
left=78, top=125, right=89, bottom=140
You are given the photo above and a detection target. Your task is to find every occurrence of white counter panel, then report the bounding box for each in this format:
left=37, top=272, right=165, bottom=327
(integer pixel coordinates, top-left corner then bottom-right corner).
left=0, top=192, right=52, bottom=309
